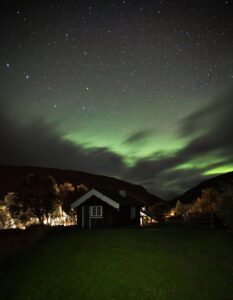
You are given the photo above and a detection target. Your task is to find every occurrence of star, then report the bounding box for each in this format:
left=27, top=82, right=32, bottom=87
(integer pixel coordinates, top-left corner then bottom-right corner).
left=0, top=0, right=233, bottom=201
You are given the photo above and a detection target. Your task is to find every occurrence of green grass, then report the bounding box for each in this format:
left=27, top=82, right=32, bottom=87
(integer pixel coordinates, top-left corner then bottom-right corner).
left=1, top=225, right=233, bottom=300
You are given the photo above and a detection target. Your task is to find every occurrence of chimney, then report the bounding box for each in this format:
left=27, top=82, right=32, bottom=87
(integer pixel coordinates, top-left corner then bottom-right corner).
left=119, top=190, right=127, bottom=197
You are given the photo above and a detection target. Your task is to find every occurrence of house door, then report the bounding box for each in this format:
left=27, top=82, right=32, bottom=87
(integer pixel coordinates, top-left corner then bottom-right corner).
left=83, top=206, right=90, bottom=228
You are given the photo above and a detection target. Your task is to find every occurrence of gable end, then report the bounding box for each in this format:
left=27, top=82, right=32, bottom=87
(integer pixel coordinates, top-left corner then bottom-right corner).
left=71, top=189, right=120, bottom=210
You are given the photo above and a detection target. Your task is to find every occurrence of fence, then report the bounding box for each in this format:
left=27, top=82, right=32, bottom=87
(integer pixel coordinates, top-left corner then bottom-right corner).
left=166, top=212, right=223, bottom=228
left=186, top=212, right=223, bottom=228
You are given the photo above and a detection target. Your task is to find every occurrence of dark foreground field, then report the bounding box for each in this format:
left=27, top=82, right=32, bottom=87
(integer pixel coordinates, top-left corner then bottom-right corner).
left=1, top=226, right=233, bottom=300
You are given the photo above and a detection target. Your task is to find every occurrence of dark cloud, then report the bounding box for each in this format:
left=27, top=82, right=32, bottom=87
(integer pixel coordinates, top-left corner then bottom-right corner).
left=1, top=88, right=233, bottom=200
left=0, top=110, right=126, bottom=178
left=123, top=89, right=233, bottom=199
left=179, top=88, right=233, bottom=159
left=123, top=129, right=153, bottom=145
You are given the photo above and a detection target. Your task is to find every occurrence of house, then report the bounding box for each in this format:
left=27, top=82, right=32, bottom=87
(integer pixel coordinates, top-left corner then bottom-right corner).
left=174, top=200, right=194, bottom=215
left=70, top=188, right=144, bottom=228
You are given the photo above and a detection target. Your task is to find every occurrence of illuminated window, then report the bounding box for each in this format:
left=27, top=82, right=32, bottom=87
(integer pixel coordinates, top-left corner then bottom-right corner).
left=90, top=206, right=103, bottom=217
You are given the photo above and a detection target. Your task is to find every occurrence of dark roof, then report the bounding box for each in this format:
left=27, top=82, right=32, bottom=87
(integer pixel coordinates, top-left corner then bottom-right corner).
left=96, top=188, right=144, bottom=207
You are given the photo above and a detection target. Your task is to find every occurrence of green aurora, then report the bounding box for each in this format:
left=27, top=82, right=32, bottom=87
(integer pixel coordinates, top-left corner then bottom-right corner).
left=1, top=1, right=233, bottom=197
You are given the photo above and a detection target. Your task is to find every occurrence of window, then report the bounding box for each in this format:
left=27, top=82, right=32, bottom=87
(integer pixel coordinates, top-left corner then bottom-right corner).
left=90, top=206, right=103, bottom=217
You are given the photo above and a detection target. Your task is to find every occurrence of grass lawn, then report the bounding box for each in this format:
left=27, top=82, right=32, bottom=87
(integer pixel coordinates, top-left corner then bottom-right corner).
left=1, top=225, right=233, bottom=300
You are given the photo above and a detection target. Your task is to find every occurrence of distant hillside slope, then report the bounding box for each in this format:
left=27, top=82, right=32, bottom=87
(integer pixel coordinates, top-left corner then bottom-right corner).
left=0, top=165, right=163, bottom=206
left=170, top=172, right=233, bottom=206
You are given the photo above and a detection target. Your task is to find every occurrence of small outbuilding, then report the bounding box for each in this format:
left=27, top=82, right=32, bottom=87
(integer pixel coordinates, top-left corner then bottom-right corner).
left=71, top=188, right=144, bottom=228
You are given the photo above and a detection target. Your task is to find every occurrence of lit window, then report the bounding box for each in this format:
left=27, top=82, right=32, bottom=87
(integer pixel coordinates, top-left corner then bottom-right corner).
left=90, top=206, right=103, bottom=217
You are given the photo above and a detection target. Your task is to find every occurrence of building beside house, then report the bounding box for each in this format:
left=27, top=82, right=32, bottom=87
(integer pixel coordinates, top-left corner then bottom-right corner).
left=71, top=188, right=145, bottom=228
left=173, top=200, right=194, bottom=215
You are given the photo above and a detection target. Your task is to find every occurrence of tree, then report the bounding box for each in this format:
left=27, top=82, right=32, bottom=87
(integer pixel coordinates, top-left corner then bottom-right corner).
left=0, top=199, right=12, bottom=229
left=175, top=200, right=186, bottom=215
left=5, top=192, right=30, bottom=227
left=59, top=182, right=75, bottom=216
left=11, top=174, right=59, bottom=225
left=191, top=188, right=218, bottom=213
left=58, top=182, right=88, bottom=224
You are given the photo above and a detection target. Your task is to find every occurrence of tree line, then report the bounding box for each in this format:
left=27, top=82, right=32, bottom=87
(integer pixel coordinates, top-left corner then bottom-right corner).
left=175, top=181, right=233, bottom=232
left=0, top=174, right=89, bottom=229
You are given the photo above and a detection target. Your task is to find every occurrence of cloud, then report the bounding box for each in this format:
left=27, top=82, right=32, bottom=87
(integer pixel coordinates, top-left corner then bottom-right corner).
left=1, top=88, right=233, bottom=200
left=123, top=88, right=233, bottom=198
left=0, top=110, right=127, bottom=178
left=123, top=129, right=153, bottom=145
left=179, top=88, right=233, bottom=159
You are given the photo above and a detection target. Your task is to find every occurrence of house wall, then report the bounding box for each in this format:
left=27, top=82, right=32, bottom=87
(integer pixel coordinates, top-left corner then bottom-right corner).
left=76, top=195, right=141, bottom=228
left=118, top=206, right=141, bottom=227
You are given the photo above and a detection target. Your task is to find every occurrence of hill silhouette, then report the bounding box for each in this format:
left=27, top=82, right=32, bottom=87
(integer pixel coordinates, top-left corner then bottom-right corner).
left=170, top=171, right=233, bottom=206
left=0, top=165, right=163, bottom=206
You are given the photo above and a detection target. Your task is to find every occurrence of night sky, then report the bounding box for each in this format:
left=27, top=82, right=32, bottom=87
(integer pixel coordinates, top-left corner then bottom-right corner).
left=1, top=0, right=233, bottom=199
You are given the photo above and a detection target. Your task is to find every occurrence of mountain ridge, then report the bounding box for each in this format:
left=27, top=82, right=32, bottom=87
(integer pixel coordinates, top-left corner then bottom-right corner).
left=0, top=165, right=163, bottom=206
left=169, top=171, right=233, bottom=206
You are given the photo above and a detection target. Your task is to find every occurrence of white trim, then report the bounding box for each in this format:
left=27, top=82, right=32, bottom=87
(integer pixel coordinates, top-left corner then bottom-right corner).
left=90, top=206, right=103, bottom=218
left=71, top=189, right=120, bottom=210
left=89, top=207, right=91, bottom=229
left=140, top=211, right=147, bottom=217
